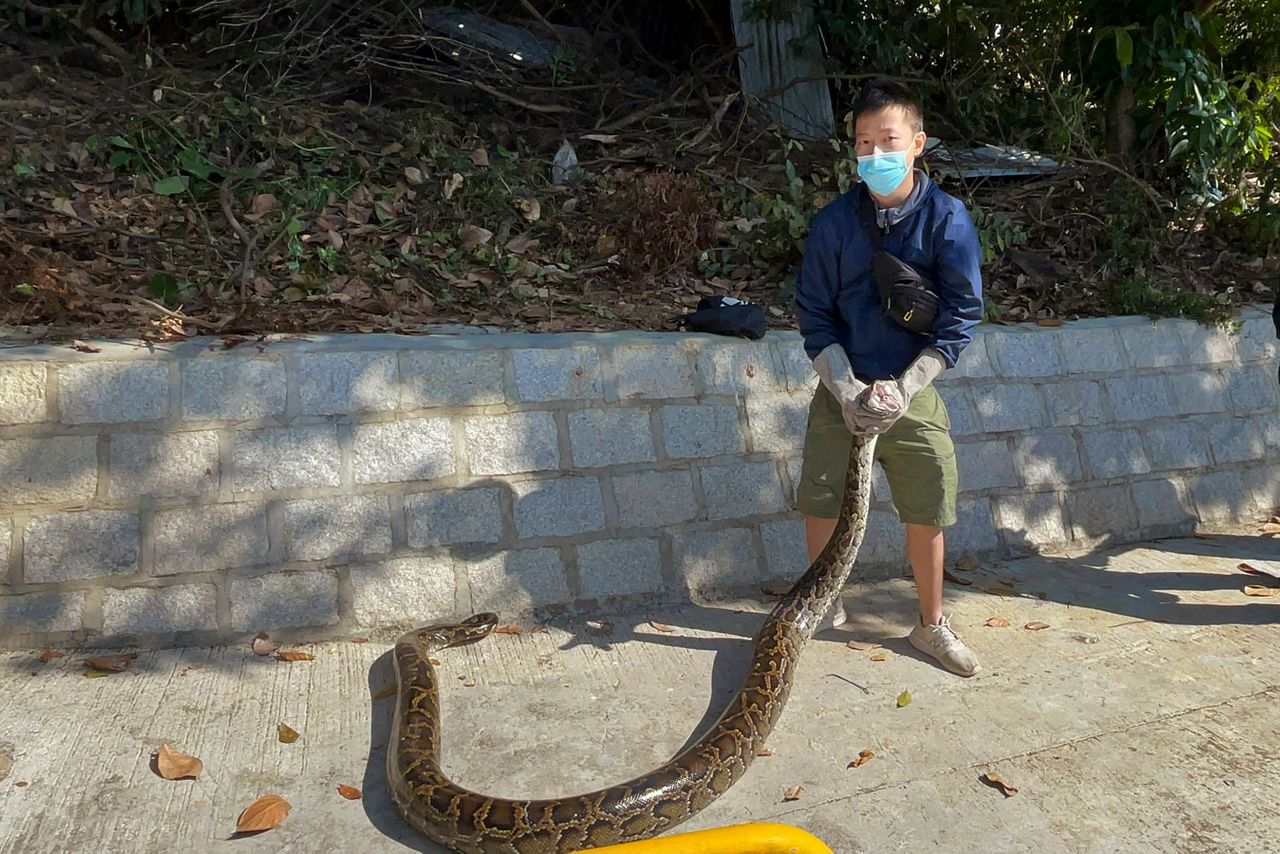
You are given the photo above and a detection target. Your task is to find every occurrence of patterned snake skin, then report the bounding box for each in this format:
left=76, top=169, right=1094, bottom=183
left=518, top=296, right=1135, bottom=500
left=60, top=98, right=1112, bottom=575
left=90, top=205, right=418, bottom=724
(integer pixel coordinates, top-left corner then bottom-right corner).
left=387, top=435, right=877, bottom=853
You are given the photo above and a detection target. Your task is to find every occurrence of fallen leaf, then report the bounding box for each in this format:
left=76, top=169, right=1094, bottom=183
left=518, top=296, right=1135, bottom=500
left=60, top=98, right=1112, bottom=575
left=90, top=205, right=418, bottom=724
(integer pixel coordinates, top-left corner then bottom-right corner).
left=1036, top=317, right=1064, bottom=327
left=457, top=224, right=493, bottom=249
left=251, top=631, right=278, bottom=657
left=648, top=621, right=675, bottom=633
left=1243, top=585, right=1279, bottom=597
left=462, top=678, right=476, bottom=688
left=84, top=671, right=111, bottom=679
left=955, top=556, right=980, bottom=572
left=403, top=166, right=424, bottom=186
left=869, top=652, right=888, bottom=662
left=470, top=148, right=489, bottom=166
left=38, top=649, right=65, bottom=663
left=155, top=744, right=203, bottom=780
left=1261, top=522, right=1280, bottom=536
left=243, top=193, right=277, bottom=222
left=984, top=618, right=1011, bottom=628
left=275, top=651, right=315, bottom=662
left=761, top=581, right=791, bottom=596
left=979, top=772, right=1018, bottom=797
left=848, top=749, right=875, bottom=768
left=580, top=133, right=619, bottom=143
left=846, top=640, right=881, bottom=651
left=586, top=619, right=613, bottom=636
left=943, top=569, right=974, bottom=586
left=896, top=690, right=912, bottom=708
left=84, top=654, right=135, bottom=672
left=1024, top=621, right=1051, bottom=631
left=1239, top=561, right=1280, bottom=579
left=372, top=684, right=397, bottom=700
left=516, top=196, right=541, bottom=222
left=756, top=747, right=776, bottom=757
left=277, top=723, right=300, bottom=744
left=429, top=658, right=441, bottom=665
left=380, top=141, right=403, bottom=155
left=72, top=340, right=101, bottom=353
left=782, top=785, right=804, bottom=801
left=505, top=233, right=538, bottom=254
left=443, top=173, right=464, bottom=200
left=492, top=625, right=523, bottom=635
left=351, top=637, right=369, bottom=644
left=235, top=794, right=291, bottom=833
left=337, top=785, right=362, bottom=800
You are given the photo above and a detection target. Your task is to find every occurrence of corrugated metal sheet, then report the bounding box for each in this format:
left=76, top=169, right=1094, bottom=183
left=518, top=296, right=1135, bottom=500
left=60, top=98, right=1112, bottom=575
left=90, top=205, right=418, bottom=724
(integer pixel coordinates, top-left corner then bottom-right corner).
left=729, top=0, right=835, bottom=140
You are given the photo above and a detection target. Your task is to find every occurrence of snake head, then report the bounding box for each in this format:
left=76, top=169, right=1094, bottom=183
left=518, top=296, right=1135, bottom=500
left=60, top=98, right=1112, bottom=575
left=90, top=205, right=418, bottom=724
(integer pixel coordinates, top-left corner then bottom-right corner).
left=413, top=612, right=500, bottom=651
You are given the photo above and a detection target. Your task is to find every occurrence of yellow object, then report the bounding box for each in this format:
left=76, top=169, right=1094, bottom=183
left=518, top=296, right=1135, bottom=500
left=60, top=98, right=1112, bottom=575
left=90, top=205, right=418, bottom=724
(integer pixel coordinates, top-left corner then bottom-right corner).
left=578, top=822, right=834, bottom=854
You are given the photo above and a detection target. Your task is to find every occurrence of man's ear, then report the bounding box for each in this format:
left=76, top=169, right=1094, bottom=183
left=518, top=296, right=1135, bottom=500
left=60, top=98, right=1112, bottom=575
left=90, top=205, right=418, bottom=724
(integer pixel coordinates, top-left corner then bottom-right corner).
left=912, top=131, right=927, bottom=158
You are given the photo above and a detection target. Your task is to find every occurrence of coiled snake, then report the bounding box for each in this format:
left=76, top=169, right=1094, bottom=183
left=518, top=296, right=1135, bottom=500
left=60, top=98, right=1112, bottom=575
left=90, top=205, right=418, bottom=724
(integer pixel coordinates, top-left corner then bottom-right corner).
left=387, top=435, right=876, bottom=853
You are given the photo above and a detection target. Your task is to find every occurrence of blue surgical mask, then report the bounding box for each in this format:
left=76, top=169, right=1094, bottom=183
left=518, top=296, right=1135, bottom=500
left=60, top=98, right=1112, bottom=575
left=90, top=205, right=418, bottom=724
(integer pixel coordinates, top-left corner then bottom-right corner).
left=857, top=150, right=910, bottom=196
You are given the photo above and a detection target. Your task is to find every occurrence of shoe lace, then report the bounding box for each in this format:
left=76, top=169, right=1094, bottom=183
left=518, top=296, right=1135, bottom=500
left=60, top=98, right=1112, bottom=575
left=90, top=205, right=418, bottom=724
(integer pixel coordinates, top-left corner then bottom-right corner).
left=928, top=617, right=964, bottom=652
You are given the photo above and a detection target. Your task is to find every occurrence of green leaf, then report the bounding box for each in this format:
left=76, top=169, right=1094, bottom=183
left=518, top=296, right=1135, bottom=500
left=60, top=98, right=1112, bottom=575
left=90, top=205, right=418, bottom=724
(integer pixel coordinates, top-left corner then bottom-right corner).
left=153, top=176, right=188, bottom=196
left=110, top=135, right=133, bottom=149
left=85, top=135, right=104, bottom=154
left=1114, top=28, right=1133, bottom=68
left=177, top=147, right=225, bottom=180
left=12, top=163, right=36, bottom=178
left=145, top=273, right=180, bottom=304
left=896, top=690, right=912, bottom=708
left=108, top=151, right=132, bottom=170
left=286, top=217, right=302, bottom=237
left=15, top=283, right=36, bottom=297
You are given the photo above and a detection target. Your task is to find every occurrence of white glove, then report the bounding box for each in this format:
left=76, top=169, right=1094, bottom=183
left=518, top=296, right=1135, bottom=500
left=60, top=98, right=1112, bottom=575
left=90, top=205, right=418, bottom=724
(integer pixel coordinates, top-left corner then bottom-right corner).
left=857, top=348, right=947, bottom=432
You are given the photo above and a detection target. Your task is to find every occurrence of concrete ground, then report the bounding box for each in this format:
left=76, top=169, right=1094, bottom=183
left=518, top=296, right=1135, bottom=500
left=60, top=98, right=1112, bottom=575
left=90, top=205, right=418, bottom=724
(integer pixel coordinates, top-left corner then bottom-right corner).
left=1, top=529, right=1278, bottom=854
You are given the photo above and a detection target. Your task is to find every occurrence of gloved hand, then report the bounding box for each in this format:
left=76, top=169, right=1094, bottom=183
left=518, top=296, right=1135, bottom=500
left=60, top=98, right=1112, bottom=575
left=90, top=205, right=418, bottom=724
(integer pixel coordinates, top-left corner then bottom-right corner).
left=814, top=343, right=896, bottom=437
left=856, top=348, right=947, bottom=432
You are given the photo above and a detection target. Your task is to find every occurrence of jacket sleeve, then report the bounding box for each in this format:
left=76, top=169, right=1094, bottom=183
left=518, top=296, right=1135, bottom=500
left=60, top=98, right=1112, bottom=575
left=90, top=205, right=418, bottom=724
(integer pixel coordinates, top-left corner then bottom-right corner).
left=929, top=204, right=984, bottom=368
left=794, top=210, right=844, bottom=361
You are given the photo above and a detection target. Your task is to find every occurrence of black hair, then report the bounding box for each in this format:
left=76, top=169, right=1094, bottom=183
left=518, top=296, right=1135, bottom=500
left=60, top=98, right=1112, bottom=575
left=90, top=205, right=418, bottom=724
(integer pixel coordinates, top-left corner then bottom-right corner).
left=851, top=78, right=924, bottom=134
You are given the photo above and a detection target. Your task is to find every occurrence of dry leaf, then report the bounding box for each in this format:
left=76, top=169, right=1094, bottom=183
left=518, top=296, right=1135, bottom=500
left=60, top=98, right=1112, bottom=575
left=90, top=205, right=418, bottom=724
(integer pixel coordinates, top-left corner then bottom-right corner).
left=235, top=794, right=291, bottom=833
left=648, top=621, right=675, bottom=633
left=1260, top=522, right=1280, bottom=536
left=869, top=652, right=888, bottom=662
left=1239, top=561, right=1280, bottom=578
left=984, top=618, right=1011, bottom=628
left=155, top=744, right=203, bottom=780
left=429, top=658, right=441, bottom=665
left=505, top=233, right=538, bottom=254
left=979, top=772, right=1018, bottom=797
left=251, top=631, right=278, bottom=657
left=243, top=193, right=277, bottom=222
left=72, top=340, right=101, bottom=353
left=516, top=196, right=541, bottom=222
left=983, top=584, right=1018, bottom=598
left=443, top=173, right=464, bottom=200
left=580, top=133, right=619, bottom=143
left=38, top=649, right=65, bottom=663
left=403, top=166, right=424, bottom=186
left=351, top=637, right=369, bottom=644
left=847, top=749, right=875, bottom=768
left=1024, top=621, right=1051, bottom=631
left=277, top=723, right=300, bottom=744
left=782, top=785, right=804, bottom=801
left=943, top=569, right=974, bottom=586
left=372, top=684, right=397, bottom=700
left=761, top=581, right=791, bottom=596
left=462, top=678, right=476, bottom=688
left=586, top=619, right=613, bottom=636
left=337, top=785, right=362, bottom=800
left=470, top=148, right=489, bottom=166
left=380, top=141, right=403, bottom=155
left=84, top=654, right=134, bottom=672
left=846, top=640, right=881, bottom=651
left=955, top=556, right=980, bottom=572
left=896, top=690, right=912, bottom=708
left=275, top=650, right=315, bottom=662
left=492, top=625, right=523, bottom=635
left=756, top=747, right=776, bottom=757
left=1243, top=585, right=1279, bottom=597
left=1036, top=317, right=1064, bottom=327
left=457, top=224, right=493, bottom=249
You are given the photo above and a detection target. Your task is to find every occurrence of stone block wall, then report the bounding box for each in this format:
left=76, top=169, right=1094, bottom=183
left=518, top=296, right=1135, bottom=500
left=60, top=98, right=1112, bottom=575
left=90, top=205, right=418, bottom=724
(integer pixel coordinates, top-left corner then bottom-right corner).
left=1, top=308, right=1276, bottom=648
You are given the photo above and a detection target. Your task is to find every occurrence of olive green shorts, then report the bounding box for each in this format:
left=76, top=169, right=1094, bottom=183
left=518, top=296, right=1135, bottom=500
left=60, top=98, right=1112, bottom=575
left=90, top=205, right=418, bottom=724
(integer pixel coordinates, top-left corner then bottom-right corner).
left=796, top=382, right=958, bottom=527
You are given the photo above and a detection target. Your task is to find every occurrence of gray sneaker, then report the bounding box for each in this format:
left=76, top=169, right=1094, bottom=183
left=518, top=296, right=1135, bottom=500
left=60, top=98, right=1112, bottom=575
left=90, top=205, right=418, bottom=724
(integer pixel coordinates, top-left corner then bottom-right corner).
left=909, top=615, right=980, bottom=677
left=815, top=598, right=848, bottom=634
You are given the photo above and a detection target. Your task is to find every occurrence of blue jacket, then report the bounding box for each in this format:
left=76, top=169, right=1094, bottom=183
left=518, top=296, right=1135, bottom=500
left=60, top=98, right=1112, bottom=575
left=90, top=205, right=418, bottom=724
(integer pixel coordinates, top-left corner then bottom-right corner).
left=795, top=178, right=984, bottom=380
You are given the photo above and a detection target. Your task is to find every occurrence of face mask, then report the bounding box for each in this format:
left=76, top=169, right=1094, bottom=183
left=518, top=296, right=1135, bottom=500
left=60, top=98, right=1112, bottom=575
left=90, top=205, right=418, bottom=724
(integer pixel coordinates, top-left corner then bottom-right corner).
left=857, top=150, right=910, bottom=196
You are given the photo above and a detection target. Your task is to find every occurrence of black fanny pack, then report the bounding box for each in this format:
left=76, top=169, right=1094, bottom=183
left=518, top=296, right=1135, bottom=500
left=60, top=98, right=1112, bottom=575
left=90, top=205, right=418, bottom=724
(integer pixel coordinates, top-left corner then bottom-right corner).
left=860, top=193, right=938, bottom=336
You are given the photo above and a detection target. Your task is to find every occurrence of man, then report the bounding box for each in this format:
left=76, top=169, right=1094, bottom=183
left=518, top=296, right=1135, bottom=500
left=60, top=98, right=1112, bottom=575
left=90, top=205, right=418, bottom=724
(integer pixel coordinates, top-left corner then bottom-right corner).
left=794, top=79, right=984, bottom=676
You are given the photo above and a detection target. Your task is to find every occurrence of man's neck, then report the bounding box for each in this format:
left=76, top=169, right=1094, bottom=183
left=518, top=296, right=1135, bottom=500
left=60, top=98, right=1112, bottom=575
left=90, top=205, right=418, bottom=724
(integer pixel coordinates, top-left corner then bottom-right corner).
left=870, top=169, right=916, bottom=209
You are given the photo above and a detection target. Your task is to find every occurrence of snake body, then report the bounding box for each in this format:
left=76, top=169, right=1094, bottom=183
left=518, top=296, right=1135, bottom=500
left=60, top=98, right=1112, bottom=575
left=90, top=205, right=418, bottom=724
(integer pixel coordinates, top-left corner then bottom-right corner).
left=387, top=435, right=876, bottom=853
